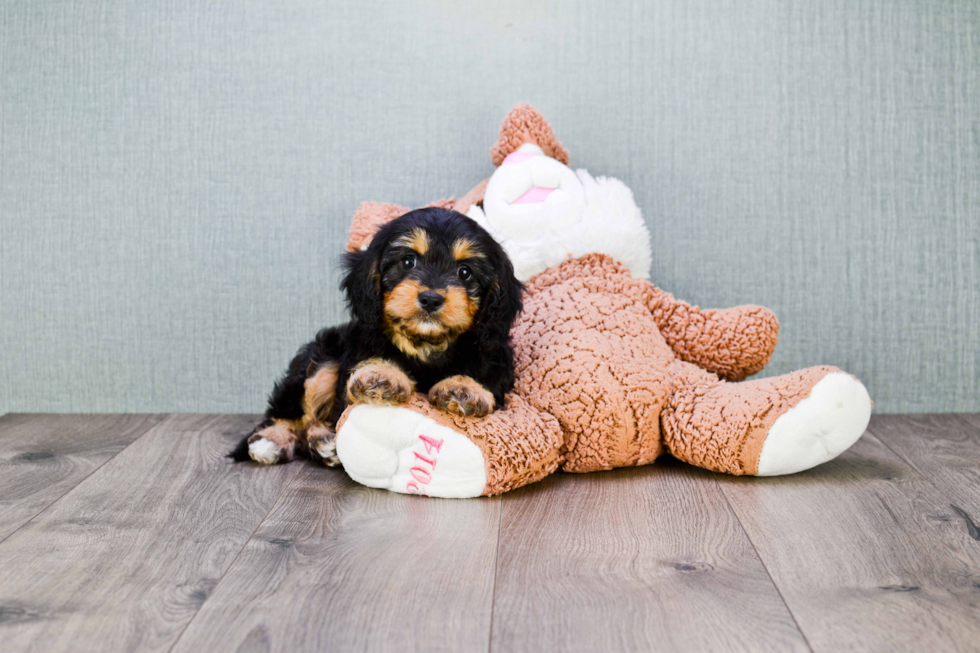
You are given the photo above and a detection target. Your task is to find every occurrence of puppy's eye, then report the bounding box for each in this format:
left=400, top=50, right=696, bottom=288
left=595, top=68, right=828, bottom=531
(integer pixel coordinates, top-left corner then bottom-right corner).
left=457, top=265, right=472, bottom=281
left=401, top=254, right=417, bottom=270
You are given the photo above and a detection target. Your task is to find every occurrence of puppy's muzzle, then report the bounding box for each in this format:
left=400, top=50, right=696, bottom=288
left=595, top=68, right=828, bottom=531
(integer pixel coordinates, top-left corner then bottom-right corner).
left=417, top=290, right=445, bottom=314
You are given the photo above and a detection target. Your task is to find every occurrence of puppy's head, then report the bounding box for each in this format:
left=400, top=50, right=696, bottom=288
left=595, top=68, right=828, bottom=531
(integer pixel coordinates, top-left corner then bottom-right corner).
left=342, top=207, right=522, bottom=362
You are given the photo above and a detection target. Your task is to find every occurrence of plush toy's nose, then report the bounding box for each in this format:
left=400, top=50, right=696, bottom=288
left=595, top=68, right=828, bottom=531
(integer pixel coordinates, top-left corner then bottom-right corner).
left=417, top=290, right=445, bottom=313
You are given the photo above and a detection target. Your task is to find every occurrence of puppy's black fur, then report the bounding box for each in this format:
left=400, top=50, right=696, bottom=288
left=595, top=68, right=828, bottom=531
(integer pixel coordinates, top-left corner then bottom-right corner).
left=231, top=207, right=522, bottom=463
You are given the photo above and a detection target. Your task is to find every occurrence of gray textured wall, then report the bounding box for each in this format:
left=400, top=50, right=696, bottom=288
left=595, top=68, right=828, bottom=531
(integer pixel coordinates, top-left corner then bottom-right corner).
left=1, top=0, right=977, bottom=414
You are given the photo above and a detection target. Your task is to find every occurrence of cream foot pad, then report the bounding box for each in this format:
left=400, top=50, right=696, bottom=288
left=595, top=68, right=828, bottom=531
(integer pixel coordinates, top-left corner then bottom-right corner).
left=337, top=405, right=488, bottom=498
left=757, top=372, right=872, bottom=476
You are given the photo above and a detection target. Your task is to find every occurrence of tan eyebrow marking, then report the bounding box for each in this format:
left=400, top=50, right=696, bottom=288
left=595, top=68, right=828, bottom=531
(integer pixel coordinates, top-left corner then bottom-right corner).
left=452, top=238, right=484, bottom=261
left=394, top=228, right=430, bottom=256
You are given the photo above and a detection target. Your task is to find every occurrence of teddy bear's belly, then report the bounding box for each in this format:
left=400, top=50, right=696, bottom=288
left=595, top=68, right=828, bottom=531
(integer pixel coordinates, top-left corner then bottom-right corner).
left=512, top=270, right=676, bottom=473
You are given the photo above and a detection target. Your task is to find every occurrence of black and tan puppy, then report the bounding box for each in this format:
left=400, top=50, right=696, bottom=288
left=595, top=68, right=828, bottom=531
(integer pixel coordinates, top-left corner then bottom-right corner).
left=231, top=207, right=523, bottom=466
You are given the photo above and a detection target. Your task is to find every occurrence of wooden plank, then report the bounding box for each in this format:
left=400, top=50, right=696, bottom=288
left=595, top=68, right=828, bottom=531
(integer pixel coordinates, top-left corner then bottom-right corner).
left=718, top=423, right=980, bottom=653
left=490, top=461, right=808, bottom=653
left=0, top=413, right=164, bottom=543
left=870, top=414, right=980, bottom=512
left=0, top=414, right=298, bottom=653
left=955, top=413, right=980, bottom=432
left=172, top=466, right=500, bottom=653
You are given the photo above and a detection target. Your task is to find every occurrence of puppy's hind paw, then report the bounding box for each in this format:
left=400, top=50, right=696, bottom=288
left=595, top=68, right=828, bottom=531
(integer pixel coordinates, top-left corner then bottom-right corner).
left=428, top=375, right=495, bottom=417
left=246, top=422, right=298, bottom=465
left=307, top=424, right=341, bottom=467
left=347, top=360, right=415, bottom=407
left=248, top=436, right=284, bottom=465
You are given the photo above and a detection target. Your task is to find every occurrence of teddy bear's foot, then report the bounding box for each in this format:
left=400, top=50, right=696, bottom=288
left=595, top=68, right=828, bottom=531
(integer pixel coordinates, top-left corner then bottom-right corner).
left=756, top=372, right=872, bottom=476
left=335, top=404, right=487, bottom=498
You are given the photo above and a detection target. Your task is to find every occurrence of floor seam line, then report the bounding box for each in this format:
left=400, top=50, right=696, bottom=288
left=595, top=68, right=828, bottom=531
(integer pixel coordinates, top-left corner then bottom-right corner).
left=716, top=477, right=815, bottom=653
left=0, top=414, right=167, bottom=548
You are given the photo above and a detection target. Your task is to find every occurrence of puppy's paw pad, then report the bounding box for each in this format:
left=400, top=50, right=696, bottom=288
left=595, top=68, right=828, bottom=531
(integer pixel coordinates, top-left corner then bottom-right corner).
left=248, top=436, right=283, bottom=465
left=307, top=425, right=340, bottom=467
left=336, top=405, right=487, bottom=498
left=347, top=363, right=414, bottom=406
left=428, top=376, right=494, bottom=418
left=757, top=372, right=872, bottom=476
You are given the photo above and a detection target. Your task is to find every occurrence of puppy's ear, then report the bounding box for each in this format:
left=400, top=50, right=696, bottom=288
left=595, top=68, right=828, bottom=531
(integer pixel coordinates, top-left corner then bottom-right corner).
left=476, top=247, right=523, bottom=348
left=341, top=249, right=382, bottom=328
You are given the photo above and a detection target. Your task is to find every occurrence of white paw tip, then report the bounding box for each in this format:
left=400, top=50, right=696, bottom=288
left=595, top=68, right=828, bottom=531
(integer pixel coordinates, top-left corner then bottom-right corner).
left=248, top=438, right=281, bottom=465
left=313, top=438, right=336, bottom=459
left=757, top=372, right=872, bottom=476
left=337, top=405, right=487, bottom=498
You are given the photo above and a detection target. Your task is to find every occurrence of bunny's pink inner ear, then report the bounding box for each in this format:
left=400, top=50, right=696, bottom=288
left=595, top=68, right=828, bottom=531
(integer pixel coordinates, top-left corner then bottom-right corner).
left=490, top=104, right=569, bottom=167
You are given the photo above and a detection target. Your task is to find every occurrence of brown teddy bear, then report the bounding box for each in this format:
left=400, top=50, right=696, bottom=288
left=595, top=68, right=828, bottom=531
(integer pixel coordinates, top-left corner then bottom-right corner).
left=333, top=105, right=872, bottom=498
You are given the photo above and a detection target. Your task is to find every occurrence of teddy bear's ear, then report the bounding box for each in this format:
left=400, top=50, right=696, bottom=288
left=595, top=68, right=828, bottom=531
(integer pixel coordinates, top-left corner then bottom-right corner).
left=345, top=199, right=457, bottom=252
left=490, top=104, right=569, bottom=167
left=346, top=202, right=411, bottom=253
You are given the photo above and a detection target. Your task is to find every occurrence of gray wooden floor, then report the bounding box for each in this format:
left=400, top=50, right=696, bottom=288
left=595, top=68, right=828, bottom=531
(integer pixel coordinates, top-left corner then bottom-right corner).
left=0, top=414, right=978, bottom=652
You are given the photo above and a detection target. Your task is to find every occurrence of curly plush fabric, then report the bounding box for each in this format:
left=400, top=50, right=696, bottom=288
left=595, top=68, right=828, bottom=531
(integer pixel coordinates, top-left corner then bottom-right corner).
left=495, top=254, right=838, bottom=478
left=490, top=104, right=569, bottom=167
left=515, top=255, right=670, bottom=472
left=643, top=286, right=780, bottom=382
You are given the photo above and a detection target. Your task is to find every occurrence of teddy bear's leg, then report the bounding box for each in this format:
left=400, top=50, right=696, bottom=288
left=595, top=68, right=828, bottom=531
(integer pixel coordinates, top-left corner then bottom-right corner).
left=335, top=395, right=564, bottom=498
left=662, top=362, right=871, bottom=476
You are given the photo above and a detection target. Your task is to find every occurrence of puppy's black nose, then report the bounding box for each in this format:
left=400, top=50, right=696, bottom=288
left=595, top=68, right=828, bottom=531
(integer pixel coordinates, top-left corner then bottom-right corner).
left=417, top=290, right=445, bottom=313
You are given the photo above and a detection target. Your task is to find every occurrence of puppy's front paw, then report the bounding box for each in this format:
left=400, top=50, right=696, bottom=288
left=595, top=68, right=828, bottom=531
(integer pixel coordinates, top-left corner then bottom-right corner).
left=307, top=424, right=341, bottom=467
left=428, top=375, right=495, bottom=417
left=346, top=360, right=414, bottom=407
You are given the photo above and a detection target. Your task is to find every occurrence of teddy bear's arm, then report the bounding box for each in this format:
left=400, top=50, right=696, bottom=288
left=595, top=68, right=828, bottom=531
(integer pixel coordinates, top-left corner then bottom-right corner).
left=643, top=284, right=780, bottom=382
